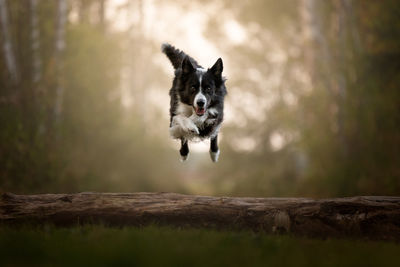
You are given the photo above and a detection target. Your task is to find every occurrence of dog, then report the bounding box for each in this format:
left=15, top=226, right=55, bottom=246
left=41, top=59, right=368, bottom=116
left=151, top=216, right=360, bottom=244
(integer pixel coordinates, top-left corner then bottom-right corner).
left=161, top=43, right=227, bottom=162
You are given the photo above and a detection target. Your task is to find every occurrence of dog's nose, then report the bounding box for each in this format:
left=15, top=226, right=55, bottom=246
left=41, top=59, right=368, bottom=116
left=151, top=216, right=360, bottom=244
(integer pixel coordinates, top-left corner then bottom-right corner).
left=197, top=100, right=205, bottom=107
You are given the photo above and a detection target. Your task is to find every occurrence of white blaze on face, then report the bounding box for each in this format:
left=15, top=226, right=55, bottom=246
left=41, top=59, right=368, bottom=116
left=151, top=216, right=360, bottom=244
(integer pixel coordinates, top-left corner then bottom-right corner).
left=194, top=91, right=206, bottom=108
left=194, top=68, right=207, bottom=114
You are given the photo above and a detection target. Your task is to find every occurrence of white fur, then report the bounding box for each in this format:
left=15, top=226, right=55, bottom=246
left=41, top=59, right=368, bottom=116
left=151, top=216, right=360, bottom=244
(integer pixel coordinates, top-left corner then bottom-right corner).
left=177, top=101, right=193, bottom=117
left=169, top=80, right=220, bottom=141
left=169, top=99, right=197, bottom=140
left=190, top=113, right=206, bottom=127
left=170, top=114, right=199, bottom=139
left=209, top=149, right=220, bottom=162
left=208, top=108, right=218, bottom=117
left=180, top=154, right=188, bottom=162
left=194, top=91, right=206, bottom=110
left=190, top=108, right=219, bottom=130
left=194, top=68, right=207, bottom=110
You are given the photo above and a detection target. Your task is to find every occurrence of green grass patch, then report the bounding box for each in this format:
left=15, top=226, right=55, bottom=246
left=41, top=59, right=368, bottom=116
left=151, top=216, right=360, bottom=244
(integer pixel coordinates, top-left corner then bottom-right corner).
left=0, top=225, right=399, bottom=267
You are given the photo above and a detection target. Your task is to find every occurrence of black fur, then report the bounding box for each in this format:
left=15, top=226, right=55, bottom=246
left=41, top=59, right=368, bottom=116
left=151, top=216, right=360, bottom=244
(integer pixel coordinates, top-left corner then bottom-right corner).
left=161, top=43, right=201, bottom=70
left=162, top=43, right=227, bottom=162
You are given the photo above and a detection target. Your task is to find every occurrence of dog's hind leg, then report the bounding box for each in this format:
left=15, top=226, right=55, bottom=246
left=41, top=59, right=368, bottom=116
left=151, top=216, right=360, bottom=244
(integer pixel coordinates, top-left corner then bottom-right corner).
left=180, top=138, right=189, bottom=161
left=210, top=135, right=220, bottom=162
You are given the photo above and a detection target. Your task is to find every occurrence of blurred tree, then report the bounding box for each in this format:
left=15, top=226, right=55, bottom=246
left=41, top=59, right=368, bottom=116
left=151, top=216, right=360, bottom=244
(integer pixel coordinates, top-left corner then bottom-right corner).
left=201, top=0, right=400, bottom=197
left=98, top=0, right=107, bottom=29
left=0, top=0, right=398, bottom=197
left=54, top=0, right=67, bottom=124
left=30, top=0, right=41, bottom=83
left=0, top=0, right=19, bottom=84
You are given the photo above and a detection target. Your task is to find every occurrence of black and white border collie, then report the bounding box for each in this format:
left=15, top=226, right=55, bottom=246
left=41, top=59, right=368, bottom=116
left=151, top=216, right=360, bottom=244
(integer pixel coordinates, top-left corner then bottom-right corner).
left=161, top=43, right=227, bottom=162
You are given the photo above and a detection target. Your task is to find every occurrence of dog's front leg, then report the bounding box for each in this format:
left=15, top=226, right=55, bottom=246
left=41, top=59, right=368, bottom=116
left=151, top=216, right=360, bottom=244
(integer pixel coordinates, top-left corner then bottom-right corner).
left=210, top=135, right=220, bottom=162
left=179, top=138, right=189, bottom=161
left=169, top=115, right=199, bottom=139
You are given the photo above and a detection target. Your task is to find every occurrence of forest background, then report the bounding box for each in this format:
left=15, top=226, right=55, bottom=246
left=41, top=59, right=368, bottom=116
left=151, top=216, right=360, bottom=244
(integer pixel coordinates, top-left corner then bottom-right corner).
left=1, top=0, right=399, bottom=198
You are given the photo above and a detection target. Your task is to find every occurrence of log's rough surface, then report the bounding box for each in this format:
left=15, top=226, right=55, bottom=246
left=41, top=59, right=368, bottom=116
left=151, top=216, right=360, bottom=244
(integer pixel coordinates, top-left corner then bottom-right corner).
left=1, top=192, right=400, bottom=241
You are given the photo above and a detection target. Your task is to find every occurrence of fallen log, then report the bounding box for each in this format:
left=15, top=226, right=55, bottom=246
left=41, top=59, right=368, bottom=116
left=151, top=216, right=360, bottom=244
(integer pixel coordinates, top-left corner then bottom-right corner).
left=1, top=192, right=400, bottom=241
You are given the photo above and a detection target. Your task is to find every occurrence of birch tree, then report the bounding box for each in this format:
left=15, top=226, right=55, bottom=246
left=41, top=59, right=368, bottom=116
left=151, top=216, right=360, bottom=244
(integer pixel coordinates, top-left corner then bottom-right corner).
left=78, top=0, right=88, bottom=24
left=54, top=0, right=67, bottom=123
left=0, top=0, right=19, bottom=84
left=99, top=0, right=106, bottom=27
left=30, top=0, right=41, bottom=83
left=300, top=0, right=332, bottom=93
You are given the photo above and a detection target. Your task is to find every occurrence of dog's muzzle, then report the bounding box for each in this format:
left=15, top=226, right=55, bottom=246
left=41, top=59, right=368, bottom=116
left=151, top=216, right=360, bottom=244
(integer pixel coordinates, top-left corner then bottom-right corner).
left=195, top=107, right=206, bottom=116
left=195, top=99, right=206, bottom=116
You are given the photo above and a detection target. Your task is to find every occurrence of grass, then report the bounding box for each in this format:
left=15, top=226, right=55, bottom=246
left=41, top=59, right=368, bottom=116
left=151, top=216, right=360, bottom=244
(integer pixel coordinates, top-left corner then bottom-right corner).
left=0, top=225, right=399, bottom=267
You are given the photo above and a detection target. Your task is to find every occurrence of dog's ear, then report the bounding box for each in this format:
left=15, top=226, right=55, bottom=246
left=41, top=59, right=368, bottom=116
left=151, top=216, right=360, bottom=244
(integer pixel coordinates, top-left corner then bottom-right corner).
left=210, top=58, right=223, bottom=78
left=181, top=56, right=195, bottom=75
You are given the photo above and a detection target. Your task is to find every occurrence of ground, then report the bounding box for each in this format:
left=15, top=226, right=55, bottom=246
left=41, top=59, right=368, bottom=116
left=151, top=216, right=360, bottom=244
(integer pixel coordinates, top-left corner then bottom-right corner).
left=0, top=225, right=399, bottom=267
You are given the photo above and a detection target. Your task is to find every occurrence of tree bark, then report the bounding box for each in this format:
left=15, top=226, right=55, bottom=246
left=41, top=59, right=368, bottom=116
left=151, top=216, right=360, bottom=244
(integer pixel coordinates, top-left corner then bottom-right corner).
left=30, top=0, right=41, bottom=83
left=54, top=0, right=67, bottom=123
left=0, top=0, right=19, bottom=84
left=1, top=192, right=400, bottom=241
left=99, top=0, right=106, bottom=28
left=300, top=0, right=332, bottom=93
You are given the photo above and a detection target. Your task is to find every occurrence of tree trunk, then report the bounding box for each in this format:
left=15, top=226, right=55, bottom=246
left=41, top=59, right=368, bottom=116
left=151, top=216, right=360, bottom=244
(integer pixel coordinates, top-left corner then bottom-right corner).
left=0, top=0, right=19, bottom=84
left=30, top=0, right=41, bottom=83
left=54, top=0, right=67, bottom=124
left=99, top=0, right=106, bottom=28
left=1, top=192, right=400, bottom=241
left=300, top=0, right=332, bottom=93
left=78, top=0, right=88, bottom=24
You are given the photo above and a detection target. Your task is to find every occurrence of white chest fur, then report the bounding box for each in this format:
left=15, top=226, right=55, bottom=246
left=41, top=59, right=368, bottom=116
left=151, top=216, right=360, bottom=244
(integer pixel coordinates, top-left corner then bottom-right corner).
left=178, top=102, right=217, bottom=127
left=170, top=101, right=219, bottom=140
left=176, top=102, right=192, bottom=117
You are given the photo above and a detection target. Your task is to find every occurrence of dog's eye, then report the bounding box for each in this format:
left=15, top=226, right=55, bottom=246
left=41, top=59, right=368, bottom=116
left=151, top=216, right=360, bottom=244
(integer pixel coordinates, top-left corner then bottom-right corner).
left=191, top=86, right=196, bottom=92
left=206, top=87, right=212, bottom=92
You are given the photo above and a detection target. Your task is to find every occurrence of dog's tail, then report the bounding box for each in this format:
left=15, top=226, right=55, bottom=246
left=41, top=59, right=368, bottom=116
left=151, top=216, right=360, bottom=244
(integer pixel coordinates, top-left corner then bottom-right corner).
left=161, top=43, right=201, bottom=70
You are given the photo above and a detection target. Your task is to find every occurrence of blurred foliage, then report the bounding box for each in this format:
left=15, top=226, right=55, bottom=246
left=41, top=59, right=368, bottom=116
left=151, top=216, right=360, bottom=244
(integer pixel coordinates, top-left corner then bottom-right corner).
left=207, top=0, right=400, bottom=197
left=0, top=0, right=183, bottom=194
left=0, top=0, right=399, bottom=196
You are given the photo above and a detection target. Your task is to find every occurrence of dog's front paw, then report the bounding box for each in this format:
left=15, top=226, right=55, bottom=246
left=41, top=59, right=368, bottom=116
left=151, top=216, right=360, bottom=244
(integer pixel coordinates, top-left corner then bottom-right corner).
left=210, top=149, right=220, bottom=163
left=205, top=118, right=217, bottom=126
left=183, top=120, right=199, bottom=135
left=169, top=125, right=183, bottom=139
left=180, top=154, right=189, bottom=162
left=188, top=125, right=199, bottom=135
left=208, top=108, right=219, bottom=117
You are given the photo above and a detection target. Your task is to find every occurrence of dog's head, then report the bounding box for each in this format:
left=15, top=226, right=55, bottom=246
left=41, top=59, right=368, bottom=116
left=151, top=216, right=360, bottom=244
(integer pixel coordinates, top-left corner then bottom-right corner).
left=178, top=56, right=224, bottom=116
